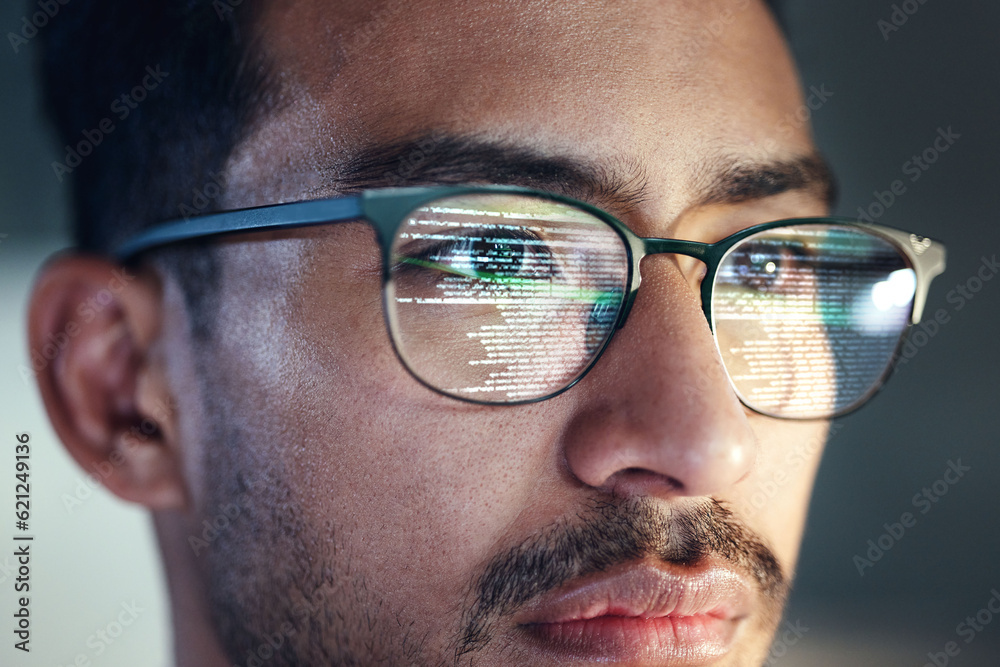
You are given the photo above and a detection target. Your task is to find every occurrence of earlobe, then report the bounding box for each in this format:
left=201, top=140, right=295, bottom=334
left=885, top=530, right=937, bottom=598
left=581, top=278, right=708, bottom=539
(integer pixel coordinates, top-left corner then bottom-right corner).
left=27, top=253, right=189, bottom=510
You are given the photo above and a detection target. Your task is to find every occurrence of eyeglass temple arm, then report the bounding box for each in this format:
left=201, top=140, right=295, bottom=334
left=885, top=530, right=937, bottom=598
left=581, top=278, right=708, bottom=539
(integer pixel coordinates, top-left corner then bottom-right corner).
left=113, top=196, right=366, bottom=261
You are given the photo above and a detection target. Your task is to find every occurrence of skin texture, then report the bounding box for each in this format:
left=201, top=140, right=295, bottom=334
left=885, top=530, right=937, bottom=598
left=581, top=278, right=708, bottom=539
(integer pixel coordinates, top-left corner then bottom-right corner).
left=30, top=1, right=835, bottom=665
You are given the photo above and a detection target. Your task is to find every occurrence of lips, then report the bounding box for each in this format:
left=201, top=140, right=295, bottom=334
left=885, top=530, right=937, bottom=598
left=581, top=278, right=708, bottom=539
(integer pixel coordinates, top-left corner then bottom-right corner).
left=513, top=559, right=753, bottom=665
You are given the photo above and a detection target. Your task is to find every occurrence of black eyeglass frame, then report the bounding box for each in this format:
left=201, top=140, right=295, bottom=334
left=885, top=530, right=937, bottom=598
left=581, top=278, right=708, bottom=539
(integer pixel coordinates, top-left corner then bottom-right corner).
left=115, top=185, right=947, bottom=416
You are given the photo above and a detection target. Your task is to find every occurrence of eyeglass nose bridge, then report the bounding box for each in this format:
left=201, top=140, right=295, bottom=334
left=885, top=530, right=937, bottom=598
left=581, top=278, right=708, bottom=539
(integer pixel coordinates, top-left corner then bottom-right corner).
left=615, top=235, right=716, bottom=330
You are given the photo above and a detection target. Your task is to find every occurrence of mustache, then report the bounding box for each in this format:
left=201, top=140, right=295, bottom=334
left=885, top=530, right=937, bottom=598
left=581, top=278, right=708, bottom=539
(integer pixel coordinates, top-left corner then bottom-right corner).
left=455, top=497, right=786, bottom=658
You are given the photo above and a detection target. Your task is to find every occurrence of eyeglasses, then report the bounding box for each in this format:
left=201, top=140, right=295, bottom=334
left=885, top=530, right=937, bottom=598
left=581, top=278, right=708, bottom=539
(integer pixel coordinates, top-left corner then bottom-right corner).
left=117, top=185, right=946, bottom=419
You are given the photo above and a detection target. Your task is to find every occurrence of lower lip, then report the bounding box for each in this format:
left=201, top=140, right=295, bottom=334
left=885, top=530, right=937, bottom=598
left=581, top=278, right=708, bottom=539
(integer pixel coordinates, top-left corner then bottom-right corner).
left=521, top=613, right=739, bottom=664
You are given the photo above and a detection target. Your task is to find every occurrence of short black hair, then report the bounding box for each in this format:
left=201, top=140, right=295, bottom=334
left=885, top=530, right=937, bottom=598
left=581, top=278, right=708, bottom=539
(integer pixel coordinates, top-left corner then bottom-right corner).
left=40, top=0, right=273, bottom=254
left=40, top=1, right=278, bottom=338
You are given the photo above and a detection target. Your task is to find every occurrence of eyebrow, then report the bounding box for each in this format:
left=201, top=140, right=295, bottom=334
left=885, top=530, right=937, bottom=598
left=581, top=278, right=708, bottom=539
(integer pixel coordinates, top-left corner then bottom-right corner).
left=322, top=133, right=837, bottom=217
left=698, top=153, right=838, bottom=209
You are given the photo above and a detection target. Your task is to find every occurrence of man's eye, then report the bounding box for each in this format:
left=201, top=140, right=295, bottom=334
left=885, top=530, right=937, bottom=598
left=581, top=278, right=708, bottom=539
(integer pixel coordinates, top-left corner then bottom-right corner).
left=398, top=230, right=558, bottom=283
left=729, top=241, right=810, bottom=295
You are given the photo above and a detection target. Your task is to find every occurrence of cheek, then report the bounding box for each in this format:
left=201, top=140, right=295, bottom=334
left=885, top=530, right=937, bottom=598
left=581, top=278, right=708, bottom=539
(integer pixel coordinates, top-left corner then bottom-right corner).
left=284, top=395, right=571, bottom=621
left=735, top=417, right=829, bottom=566
left=283, top=226, right=414, bottom=405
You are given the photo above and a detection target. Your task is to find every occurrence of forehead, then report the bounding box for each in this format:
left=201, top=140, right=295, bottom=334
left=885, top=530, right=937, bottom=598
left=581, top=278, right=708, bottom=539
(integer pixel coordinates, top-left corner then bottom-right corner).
left=249, top=0, right=809, bottom=215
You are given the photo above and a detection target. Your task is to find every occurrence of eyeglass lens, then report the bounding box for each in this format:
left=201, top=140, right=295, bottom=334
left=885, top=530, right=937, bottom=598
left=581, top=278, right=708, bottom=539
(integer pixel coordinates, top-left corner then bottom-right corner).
left=713, top=225, right=913, bottom=418
left=385, top=193, right=915, bottom=417
left=386, top=193, right=629, bottom=401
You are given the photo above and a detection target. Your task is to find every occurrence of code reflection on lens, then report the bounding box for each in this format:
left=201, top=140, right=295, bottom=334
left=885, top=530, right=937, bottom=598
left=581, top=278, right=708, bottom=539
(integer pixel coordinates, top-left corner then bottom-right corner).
left=388, top=194, right=629, bottom=402
left=712, top=225, right=913, bottom=418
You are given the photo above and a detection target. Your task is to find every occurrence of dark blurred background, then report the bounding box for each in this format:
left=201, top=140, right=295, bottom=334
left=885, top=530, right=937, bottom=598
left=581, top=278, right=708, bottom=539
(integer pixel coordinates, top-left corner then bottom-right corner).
left=780, top=1, right=1000, bottom=664
left=1, top=1, right=998, bottom=665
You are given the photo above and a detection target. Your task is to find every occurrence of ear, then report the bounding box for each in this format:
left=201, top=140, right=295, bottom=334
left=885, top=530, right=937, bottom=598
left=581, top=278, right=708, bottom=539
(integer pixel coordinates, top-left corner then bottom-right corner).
left=27, top=254, right=189, bottom=510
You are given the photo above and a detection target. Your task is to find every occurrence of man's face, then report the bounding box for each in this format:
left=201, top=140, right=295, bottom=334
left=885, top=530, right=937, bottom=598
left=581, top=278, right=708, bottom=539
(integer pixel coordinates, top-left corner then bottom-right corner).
left=173, top=1, right=832, bottom=664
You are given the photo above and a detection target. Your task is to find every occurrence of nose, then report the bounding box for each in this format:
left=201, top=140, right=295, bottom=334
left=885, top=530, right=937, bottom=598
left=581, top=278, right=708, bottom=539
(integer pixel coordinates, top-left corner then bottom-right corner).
left=561, top=257, right=756, bottom=499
